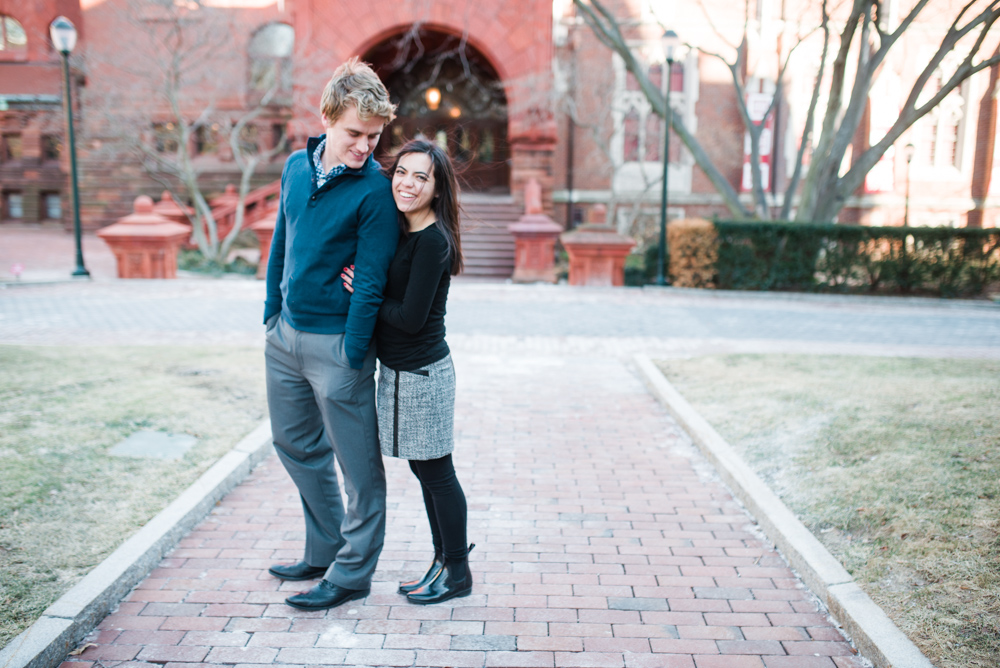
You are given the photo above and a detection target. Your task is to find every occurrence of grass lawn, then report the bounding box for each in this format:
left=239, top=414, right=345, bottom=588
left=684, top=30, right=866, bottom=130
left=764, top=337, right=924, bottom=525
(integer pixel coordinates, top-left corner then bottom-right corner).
left=656, top=355, right=1000, bottom=668
left=0, top=345, right=266, bottom=648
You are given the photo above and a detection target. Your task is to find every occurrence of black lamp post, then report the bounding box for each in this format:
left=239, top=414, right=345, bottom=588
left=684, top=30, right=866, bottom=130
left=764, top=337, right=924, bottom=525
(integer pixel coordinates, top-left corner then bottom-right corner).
left=656, top=29, right=679, bottom=286
left=903, top=142, right=915, bottom=227
left=50, top=16, right=89, bottom=278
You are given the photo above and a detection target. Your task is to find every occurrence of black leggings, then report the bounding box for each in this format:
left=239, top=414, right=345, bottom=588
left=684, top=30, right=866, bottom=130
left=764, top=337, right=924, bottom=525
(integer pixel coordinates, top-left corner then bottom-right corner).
left=409, top=454, right=468, bottom=562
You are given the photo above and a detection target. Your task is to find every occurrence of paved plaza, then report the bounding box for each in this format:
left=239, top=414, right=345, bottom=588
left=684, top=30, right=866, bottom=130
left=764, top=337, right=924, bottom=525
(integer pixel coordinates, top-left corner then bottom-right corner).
left=3, top=227, right=1000, bottom=667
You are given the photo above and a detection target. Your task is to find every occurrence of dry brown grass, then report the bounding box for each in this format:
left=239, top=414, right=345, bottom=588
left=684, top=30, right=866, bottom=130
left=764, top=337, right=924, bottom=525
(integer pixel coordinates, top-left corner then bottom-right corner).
left=656, top=354, right=1000, bottom=668
left=0, top=345, right=266, bottom=647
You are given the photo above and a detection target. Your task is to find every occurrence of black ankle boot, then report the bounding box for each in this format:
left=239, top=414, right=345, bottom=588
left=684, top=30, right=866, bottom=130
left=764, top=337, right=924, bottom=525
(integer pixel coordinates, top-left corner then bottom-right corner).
left=406, top=544, right=474, bottom=605
left=398, top=553, right=444, bottom=594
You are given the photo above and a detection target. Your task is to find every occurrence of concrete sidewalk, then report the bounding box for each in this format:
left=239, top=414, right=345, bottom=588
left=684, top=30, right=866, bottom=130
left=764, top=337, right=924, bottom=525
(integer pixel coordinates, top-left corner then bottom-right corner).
left=56, top=349, right=864, bottom=668
left=0, top=226, right=119, bottom=283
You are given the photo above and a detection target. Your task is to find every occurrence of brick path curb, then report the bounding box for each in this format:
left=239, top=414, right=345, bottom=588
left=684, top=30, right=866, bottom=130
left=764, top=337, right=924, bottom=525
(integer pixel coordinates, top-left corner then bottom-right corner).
left=0, top=420, right=273, bottom=668
left=633, top=353, right=935, bottom=668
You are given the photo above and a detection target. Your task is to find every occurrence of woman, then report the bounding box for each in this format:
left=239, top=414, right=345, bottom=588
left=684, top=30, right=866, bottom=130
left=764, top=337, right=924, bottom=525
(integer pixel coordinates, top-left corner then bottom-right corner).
left=342, top=139, right=471, bottom=605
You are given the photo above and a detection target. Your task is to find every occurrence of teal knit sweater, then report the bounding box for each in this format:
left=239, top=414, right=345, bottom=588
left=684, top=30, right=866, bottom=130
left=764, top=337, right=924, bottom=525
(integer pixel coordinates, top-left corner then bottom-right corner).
left=264, top=136, right=399, bottom=369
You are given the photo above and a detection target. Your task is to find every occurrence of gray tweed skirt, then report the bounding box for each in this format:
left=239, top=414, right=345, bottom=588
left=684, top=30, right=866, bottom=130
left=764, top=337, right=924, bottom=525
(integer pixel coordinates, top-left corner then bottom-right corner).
left=376, top=355, right=455, bottom=460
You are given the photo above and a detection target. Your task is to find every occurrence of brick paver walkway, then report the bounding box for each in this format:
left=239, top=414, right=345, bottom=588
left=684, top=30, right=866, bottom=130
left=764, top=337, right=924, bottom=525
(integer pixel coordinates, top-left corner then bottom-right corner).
left=9, top=226, right=994, bottom=666
left=61, top=351, right=865, bottom=668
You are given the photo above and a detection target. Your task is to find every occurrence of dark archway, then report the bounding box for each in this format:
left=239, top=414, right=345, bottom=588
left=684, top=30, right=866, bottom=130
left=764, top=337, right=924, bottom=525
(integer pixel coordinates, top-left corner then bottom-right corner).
left=364, top=27, right=510, bottom=193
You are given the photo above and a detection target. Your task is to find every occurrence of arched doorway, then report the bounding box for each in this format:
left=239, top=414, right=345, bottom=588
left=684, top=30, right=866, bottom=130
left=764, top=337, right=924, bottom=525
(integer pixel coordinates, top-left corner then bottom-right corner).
left=364, top=28, right=510, bottom=193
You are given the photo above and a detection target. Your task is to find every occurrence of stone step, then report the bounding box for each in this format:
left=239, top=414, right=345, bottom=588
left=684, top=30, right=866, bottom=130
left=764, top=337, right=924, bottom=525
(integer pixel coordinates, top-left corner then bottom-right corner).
left=457, top=194, right=520, bottom=280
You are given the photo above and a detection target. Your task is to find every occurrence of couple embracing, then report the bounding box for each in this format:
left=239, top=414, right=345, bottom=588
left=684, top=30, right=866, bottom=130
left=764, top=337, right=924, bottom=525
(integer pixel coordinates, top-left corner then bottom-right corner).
left=262, top=58, right=470, bottom=610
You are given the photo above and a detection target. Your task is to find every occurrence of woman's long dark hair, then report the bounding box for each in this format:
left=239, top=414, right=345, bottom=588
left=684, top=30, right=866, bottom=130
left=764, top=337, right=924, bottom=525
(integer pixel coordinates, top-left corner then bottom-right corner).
left=385, top=139, right=464, bottom=276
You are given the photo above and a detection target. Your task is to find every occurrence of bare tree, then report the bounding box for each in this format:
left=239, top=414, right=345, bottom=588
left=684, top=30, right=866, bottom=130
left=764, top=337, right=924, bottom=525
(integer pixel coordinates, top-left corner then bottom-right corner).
left=573, top=0, right=1000, bottom=223
left=553, top=21, right=666, bottom=240
left=90, top=0, right=288, bottom=263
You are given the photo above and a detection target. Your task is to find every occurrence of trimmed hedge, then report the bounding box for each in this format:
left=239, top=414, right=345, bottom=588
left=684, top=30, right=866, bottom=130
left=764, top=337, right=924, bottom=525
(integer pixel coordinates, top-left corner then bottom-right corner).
left=712, top=222, right=1000, bottom=297
left=633, top=222, right=1000, bottom=296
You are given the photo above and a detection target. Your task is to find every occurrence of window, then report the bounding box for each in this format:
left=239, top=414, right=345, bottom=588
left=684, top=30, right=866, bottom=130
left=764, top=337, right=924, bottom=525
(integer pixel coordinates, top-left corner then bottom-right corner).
left=194, top=124, right=219, bottom=155
left=611, top=48, right=698, bottom=197
left=0, top=16, right=27, bottom=52
left=153, top=122, right=179, bottom=153
left=42, top=192, right=61, bottom=220
left=623, top=109, right=640, bottom=162
left=1, top=133, right=22, bottom=161
left=237, top=123, right=258, bottom=154
left=42, top=135, right=61, bottom=160
left=647, top=63, right=662, bottom=91
left=916, top=65, right=967, bottom=170
left=248, top=23, right=294, bottom=105
left=6, top=192, right=23, bottom=219
left=644, top=113, right=661, bottom=162
left=668, top=61, right=683, bottom=93
left=618, top=60, right=684, bottom=164
left=271, top=122, right=286, bottom=151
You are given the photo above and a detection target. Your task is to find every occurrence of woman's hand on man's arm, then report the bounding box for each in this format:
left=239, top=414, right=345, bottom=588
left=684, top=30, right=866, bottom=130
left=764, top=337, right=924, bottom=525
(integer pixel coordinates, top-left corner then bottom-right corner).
left=341, top=265, right=355, bottom=294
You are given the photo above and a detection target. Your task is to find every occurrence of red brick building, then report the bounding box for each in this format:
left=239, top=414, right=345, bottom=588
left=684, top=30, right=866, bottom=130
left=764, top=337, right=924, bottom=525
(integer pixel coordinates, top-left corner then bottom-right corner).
left=2, top=0, right=998, bottom=262
left=0, top=0, right=83, bottom=226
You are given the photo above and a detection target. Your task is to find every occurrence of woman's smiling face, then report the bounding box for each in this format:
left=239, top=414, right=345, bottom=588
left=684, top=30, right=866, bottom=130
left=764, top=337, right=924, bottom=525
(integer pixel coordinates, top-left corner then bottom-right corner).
left=392, top=152, right=436, bottom=218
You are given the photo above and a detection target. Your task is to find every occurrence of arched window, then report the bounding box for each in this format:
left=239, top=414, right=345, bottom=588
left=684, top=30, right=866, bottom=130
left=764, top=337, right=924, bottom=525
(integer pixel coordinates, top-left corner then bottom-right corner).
left=248, top=23, right=294, bottom=105
left=0, top=15, right=27, bottom=52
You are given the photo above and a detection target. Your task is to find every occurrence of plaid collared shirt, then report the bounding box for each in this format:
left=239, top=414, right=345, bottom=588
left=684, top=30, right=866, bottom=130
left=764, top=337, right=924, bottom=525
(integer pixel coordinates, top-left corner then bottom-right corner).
left=312, top=137, right=347, bottom=188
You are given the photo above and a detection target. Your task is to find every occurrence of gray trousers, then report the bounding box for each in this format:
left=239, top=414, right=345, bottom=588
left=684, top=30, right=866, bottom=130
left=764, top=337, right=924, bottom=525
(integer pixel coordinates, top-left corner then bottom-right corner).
left=264, top=315, right=385, bottom=589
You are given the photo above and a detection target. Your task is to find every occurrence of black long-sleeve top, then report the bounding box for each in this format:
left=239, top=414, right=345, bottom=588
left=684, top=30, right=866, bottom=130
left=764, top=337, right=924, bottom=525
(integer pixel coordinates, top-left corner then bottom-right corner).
left=375, top=224, right=452, bottom=371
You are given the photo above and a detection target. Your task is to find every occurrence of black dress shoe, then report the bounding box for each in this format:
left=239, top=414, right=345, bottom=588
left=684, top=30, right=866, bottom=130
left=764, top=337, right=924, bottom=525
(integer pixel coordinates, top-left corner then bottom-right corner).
left=285, top=580, right=370, bottom=610
left=406, top=552, right=473, bottom=605
left=268, top=561, right=328, bottom=581
left=398, top=554, right=444, bottom=594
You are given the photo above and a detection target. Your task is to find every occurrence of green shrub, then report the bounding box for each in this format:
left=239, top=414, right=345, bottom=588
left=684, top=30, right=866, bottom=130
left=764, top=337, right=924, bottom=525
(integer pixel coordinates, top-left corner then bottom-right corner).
left=713, top=222, right=1000, bottom=297
left=714, top=222, right=825, bottom=291
left=178, top=249, right=257, bottom=276
left=623, top=253, right=646, bottom=286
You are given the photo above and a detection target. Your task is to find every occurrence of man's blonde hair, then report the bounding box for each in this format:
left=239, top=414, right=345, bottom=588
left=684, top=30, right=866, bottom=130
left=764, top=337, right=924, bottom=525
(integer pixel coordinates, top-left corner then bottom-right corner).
left=320, top=57, right=396, bottom=125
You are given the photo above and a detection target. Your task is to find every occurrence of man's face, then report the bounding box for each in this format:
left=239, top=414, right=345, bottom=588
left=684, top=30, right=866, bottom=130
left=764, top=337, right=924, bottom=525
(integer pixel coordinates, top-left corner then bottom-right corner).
left=324, top=105, right=386, bottom=170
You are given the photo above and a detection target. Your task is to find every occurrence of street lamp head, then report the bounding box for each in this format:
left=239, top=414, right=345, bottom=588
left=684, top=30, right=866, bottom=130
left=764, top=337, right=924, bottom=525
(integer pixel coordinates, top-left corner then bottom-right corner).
left=661, top=29, right=679, bottom=64
left=49, top=16, right=77, bottom=54
left=904, top=142, right=915, bottom=163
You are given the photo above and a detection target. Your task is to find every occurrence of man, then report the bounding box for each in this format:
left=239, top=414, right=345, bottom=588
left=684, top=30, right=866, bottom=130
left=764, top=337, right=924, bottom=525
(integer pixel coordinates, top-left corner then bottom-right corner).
left=262, top=58, right=399, bottom=611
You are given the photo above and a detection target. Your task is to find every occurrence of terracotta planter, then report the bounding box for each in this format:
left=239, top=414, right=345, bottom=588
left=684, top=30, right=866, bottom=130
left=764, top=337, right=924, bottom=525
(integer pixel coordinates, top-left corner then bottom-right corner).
left=152, top=190, right=194, bottom=248
left=559, top=205, right=635, bottom=287
left=97, top=196, right=191, bottom=279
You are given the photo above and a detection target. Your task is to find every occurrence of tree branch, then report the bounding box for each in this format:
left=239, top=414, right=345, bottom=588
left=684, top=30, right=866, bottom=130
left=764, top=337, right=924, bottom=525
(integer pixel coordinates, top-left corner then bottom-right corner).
left=574, top=0, right=751, bottom=218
